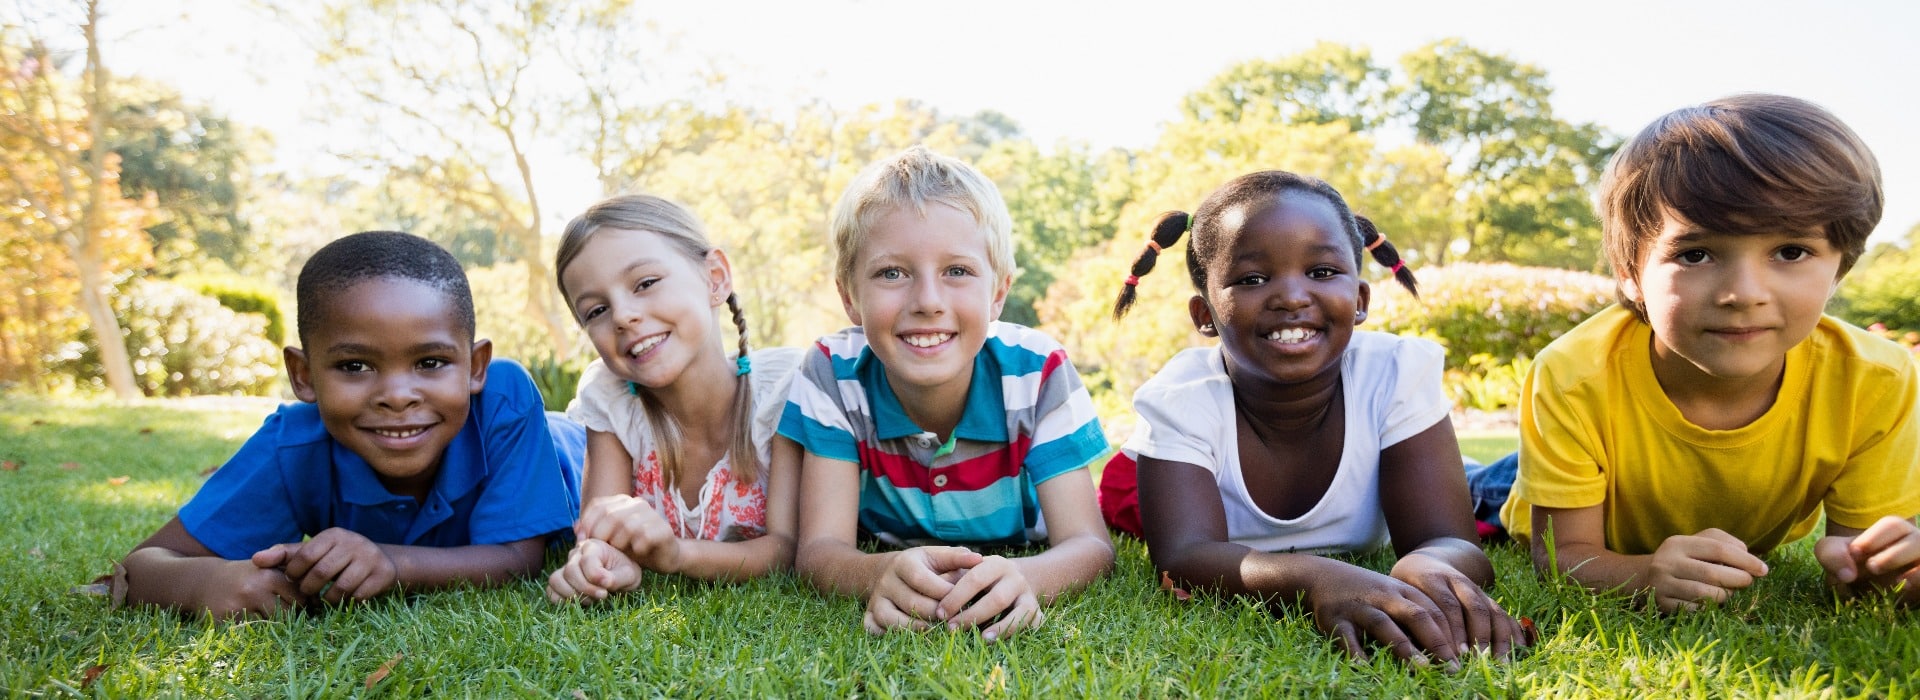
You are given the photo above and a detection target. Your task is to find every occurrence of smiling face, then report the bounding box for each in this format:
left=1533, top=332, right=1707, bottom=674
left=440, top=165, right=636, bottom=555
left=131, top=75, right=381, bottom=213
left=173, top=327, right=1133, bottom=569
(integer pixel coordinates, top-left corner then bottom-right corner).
left=560, top=227, right=732, bottom=392
left=839, top=203, right=1010, bottom=403
left=284, top=277, right=490, bottom=499
left=1626, top=213, right=1842, bottom=391
left=1191, top=191, right=1370, bottom=389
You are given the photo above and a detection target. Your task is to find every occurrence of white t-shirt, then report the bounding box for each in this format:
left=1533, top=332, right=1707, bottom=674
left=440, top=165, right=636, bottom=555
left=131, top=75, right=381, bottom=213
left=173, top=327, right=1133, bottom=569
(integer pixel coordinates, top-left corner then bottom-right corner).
left=567, top=346, right=801, bottom=541
left=1120, top=332, right=1450, bottom=554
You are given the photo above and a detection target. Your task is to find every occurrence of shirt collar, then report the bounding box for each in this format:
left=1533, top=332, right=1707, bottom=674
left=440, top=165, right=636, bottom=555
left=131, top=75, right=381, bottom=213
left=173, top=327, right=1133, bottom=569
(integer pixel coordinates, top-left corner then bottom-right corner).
left=859, top=344, right=1008, bottom=443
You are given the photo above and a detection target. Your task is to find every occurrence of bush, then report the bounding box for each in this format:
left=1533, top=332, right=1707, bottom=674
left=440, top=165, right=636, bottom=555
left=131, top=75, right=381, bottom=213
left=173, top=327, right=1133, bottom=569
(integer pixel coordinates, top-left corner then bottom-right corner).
left=1369, top=263, right=1615, bottom=369
left=524, top=352, right=591, bottom=413
left=176, top=274, right=289, bottom=345
left=1831, top=245, right=1920, bottom=333
left=58, top=279, right=282, bottom=396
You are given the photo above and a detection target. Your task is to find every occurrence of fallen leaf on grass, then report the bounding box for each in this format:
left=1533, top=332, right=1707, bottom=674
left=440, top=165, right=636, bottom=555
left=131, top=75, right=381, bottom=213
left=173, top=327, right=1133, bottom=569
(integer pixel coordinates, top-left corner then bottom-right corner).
left=573, top=691, right=590, bottom=700
left=138, top=427, right=154, bottom=435
left=29, top=547, right=43, bottom=560
left=61, top=462, right=80, bottom=471
left=200, top=464, right=220, bottom=476
left=81, top=664, right=108, bottom=688
left=364, top=653, right=403, bottom=689
left=31, top=419, right=45, bottom=426
left=108, top=476, right=130, bottom=486
left=2, top=460, right=17, bottom=471
left=1160, top=571, right=1192, bottom=601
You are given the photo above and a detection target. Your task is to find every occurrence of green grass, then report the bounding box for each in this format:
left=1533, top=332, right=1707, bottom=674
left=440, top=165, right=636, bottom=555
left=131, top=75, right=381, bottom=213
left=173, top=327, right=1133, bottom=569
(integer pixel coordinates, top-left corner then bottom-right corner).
left=3, top=397, right=1916, bottom=696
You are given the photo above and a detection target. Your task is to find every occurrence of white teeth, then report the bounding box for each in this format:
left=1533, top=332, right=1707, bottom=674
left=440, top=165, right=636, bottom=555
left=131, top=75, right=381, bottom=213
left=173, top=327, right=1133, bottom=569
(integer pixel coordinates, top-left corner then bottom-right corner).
left=1266, top=328, right=1318, bottom=343
left=372, top=428, right=426, bottom=439
left=903, top=333, right=953, bottom=348
left=629, top=334, right=666, bottom=357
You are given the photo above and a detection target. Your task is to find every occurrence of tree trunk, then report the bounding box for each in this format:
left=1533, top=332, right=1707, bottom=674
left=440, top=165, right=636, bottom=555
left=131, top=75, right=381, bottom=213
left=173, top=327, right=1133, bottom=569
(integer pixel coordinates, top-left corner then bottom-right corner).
left=80, top=0, right=139, bottom=399
left=72, top=241, right=139, bottom=398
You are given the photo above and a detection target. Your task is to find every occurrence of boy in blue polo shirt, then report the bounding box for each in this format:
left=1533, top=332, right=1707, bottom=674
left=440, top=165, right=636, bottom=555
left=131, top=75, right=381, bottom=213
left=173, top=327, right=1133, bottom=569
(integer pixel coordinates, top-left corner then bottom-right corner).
left=115, top=231, right=583, bottom=619
left=783, top=147, right=1113, bottom=641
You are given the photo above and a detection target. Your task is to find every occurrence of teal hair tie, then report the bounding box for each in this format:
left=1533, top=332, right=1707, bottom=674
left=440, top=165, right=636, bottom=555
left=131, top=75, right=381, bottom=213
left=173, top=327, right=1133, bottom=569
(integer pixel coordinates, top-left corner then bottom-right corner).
left=735, top=356, right=751, bottom=376
left=627, top=381, right=642, bottom=396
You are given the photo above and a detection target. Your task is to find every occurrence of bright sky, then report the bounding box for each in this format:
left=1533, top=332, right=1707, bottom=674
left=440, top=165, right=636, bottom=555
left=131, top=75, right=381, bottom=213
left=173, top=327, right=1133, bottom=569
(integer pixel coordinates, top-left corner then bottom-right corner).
left=106, top=0, right=1920, bottom=245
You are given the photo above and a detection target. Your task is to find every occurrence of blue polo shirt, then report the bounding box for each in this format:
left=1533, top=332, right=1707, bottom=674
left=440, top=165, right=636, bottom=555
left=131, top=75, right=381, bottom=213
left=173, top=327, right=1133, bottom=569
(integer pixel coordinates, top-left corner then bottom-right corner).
left=178, top=359, right=582, bottom=560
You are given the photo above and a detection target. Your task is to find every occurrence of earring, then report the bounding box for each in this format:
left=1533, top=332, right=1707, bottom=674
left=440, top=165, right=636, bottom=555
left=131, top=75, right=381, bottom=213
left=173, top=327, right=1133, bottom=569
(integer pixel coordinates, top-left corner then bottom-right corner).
left=1354, top=310, right=1367, bottom=323
left=1199, top=323, right=1215, bottom=334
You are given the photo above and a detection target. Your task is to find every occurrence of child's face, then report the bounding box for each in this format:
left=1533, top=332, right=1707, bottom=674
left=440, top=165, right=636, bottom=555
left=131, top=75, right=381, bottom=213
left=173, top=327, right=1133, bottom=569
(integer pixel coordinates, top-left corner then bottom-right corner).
left=838, top=203, right=1009, bottom=398
left=1192, top=192, right=1369, bottom=388
left=1626, top=214, right=1842, bottom=388
left=561, top=227, right=731, bottom=391
left=284, top=277, right=489, bottom=499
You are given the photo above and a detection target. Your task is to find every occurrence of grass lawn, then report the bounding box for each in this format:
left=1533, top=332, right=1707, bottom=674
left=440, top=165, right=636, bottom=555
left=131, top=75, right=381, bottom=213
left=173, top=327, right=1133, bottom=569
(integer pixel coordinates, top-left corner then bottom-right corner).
left=2, top=397, right=1915, bottom=696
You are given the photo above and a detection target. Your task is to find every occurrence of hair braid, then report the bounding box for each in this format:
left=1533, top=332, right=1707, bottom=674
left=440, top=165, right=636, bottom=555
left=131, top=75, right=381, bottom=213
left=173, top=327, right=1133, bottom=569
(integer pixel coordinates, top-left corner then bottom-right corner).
left=722, top=292, right=760, bottom=483
left=1355, top=215, right=1418, bottom=297
left=1113, top=211, right=1196, bottom=319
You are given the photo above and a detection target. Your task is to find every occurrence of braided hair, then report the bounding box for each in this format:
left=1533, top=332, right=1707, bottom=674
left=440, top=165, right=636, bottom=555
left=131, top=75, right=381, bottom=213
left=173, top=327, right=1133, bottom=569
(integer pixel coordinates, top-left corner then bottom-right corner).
left=555, top=194, right=763, bottom=487
left=1113, top=171, right=1418, bottom=320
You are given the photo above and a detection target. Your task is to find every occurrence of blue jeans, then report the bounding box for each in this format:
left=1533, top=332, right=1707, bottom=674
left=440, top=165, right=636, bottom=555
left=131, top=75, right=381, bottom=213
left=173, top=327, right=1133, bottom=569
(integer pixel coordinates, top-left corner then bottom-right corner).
left=1464, top=451, right=1518, bottom=527
left=547, top=411, right=588, bottom=516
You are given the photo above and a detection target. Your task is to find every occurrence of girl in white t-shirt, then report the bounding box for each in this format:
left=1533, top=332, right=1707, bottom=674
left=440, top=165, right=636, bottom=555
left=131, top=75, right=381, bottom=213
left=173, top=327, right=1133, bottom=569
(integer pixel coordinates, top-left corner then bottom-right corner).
left=545, top=194, right=801, bottom=603
left=1099, top=171, right=1530, bottom=665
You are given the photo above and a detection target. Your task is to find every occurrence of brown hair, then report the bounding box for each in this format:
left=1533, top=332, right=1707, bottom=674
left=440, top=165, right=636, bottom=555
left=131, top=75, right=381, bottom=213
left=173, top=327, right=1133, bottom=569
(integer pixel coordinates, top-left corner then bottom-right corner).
left=1114, top=170, right=1417, bottom=320
left=554, top=194, right=762, bottom=486
left=1599, top=93, right=1882, bottom=321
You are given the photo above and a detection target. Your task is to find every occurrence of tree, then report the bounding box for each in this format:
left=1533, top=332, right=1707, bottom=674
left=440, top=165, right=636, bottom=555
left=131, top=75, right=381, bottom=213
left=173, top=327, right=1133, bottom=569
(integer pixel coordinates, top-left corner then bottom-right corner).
left=0, top=1, right=152, bottom=398
left=1832, top=223, right=1920, bottom=332
left=977, top=140, right=1133, bottom=327
left=1181, top=41, right=1394, bottom=132
left=108, top=81, right=264, bottom=276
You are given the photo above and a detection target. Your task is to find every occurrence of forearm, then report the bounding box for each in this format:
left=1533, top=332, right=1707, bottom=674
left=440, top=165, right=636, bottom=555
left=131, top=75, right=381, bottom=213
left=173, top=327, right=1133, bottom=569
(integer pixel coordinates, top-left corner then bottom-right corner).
left=382, top=538, right=547, bottom=591
left=1535, top=541, right=1652, bottom=593
left=1398, top=537, right=1496, bottom=587
left=1011, top=533, right=1114, bottom=603
left=1155, top=541, right=1350, bottom=603
left=119, top=547, right=225, bottom=610
left=794, top=537, right=896, bottom=598
left=666, top=534, right=795, bottom=582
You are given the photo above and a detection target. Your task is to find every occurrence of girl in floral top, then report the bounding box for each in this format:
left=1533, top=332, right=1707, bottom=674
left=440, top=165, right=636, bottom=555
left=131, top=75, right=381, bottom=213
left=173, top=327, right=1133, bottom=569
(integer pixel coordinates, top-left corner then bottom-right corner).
left=545, top=194, right=801, bottom=603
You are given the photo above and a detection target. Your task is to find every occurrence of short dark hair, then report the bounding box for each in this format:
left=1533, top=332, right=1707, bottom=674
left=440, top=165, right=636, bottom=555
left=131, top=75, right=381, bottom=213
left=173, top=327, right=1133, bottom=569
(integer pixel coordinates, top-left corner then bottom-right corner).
left=295, top=231, right=475, bottom=345
left=1600, top=93, right=1883, bottom=322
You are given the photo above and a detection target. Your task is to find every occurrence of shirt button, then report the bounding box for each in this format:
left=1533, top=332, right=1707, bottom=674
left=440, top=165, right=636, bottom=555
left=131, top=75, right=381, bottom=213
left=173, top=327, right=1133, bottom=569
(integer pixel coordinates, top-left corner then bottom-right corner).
left=396, top=503, right=409, bottom=511
left=933, top=474, right=948, bottom=488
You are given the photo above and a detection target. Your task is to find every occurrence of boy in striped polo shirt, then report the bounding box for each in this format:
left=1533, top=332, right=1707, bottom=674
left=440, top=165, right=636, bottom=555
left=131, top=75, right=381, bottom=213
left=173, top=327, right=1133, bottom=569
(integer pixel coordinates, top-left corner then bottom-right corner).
left=781, top=146, right=1113, bottom=641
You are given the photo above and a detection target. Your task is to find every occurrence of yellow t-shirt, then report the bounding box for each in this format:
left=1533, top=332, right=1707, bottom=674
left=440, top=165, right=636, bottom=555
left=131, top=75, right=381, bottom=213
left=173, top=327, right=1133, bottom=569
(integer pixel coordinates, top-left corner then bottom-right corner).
left=1504, top=305, right=1920, bottom=555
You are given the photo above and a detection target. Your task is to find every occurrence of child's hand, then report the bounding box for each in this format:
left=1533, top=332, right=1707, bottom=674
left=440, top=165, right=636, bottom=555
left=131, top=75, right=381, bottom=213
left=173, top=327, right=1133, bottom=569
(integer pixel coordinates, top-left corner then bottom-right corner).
left=936, top=555, right=1044, bottom=642
left=252, top=527, right=399, bottom=604
left=547, top=538, right=643, bottom=604
left=864, top=546, right=983, bottom=635
left=1816, top=516, right=1920, bottom=603
left=1390, top=552, right=1528, bottom=659
left=199, top=559, right=310, bottom=619
left=576, top=494, right=683, bottom=574
left=1306, top=564, right=1459, bottom=665
left=1648, top=528, right=1768, bottom=613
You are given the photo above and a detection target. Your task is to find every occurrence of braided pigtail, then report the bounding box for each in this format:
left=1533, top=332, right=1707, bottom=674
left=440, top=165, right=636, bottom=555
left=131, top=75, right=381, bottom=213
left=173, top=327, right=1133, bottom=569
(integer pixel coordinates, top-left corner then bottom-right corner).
left=723, top=292, right=760, bottom=484
left=1113, top=211, right=1196, bottom=319
left=1356, top=215, right=1418, bottom=297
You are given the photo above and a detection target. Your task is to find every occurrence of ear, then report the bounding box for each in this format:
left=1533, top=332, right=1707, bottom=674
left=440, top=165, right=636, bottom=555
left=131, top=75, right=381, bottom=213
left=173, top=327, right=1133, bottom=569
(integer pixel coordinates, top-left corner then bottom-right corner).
left=1354, top=279, right=1372, bottom=325
left=467, top=339, right=493, bottom=395
left=989, top=272, right=1012, bottom=321
left=1620, top=276, right=1644, bottom=305
left=284, top=346, right=317, bottom=403
left=1187, top=294, right=1218, bottom=337
left=704, top=248, right=735, bottom=307
left=837, top=280, right=862, bottom=326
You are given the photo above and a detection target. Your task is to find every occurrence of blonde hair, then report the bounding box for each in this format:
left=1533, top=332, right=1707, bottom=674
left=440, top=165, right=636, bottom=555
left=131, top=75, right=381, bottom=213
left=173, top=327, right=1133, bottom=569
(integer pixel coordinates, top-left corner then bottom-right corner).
left=554, top=194, right=761, bottom=486
left=829, top=145, right=1016, bottom=295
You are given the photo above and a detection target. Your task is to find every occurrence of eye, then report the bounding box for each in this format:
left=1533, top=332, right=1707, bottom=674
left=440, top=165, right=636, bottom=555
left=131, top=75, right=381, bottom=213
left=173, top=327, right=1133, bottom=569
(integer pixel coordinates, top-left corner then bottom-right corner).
left=579, top=304, right=606, bottom=323
left=418, top=358, right=451, bottom=371
left=336, top=360, right=371, bottom=373
left=1776, top=245, right=1813, bottom=262
left=944, top=265, right=973, bottom=277
left=876, top=267, right=905, bottom=281
left=1233, top=273, right=1268, bottom=287
left=1675, top=249, right=1711, bottom=265
left=633, top=276, right=659, bottom=292
left=1307, top=266, right=1341, bottom=280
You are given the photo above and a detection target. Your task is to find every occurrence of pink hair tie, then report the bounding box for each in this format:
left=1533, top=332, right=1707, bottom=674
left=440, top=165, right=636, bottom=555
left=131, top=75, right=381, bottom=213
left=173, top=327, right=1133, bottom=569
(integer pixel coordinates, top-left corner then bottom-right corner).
left=1366, top=234, right=1389, bottom=252
left=1124, top=275, right=1141, bottom=287
left=1389, top=260, right=1405, bottom=274
left=1146, top=240, right=1163, bottom=253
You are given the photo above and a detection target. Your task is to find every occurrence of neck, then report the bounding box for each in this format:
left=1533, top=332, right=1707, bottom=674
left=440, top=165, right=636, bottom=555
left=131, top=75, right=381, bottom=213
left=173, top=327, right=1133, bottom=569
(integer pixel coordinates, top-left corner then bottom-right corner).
left=1649, top=339, right=1784, bottom=431
left=889, top=365, right=974, bottom=443
left=1227, top=360, right=1343, bottom=435
left=648, top=348, right=743, bottom=436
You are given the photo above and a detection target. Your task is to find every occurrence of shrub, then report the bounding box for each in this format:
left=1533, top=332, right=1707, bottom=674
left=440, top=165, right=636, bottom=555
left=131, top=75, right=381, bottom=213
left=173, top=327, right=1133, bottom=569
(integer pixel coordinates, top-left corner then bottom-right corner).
left=1369, top=263, right=1615, bottom=369
left=524, top=351, right=591, bottom=413
left=1831, top=245, right=1920, bottom=333
left=176, top=274, right=289, bottom=345
left=58, top=279, right=282, bottom=396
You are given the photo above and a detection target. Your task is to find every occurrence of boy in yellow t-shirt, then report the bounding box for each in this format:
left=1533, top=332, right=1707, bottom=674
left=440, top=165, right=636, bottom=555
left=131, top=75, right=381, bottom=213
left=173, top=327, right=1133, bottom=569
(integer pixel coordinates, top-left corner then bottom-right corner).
left=1502, top=94, right=1920, bottom=613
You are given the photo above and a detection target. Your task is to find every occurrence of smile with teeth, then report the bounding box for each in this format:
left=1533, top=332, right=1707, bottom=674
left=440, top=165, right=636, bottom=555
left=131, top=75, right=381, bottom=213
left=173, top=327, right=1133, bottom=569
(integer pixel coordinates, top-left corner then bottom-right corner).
left=371, top=427, right=428, bottom=439
left=628, top=333, right=667, bottom=357
left=902, top=332, right=953, bottom=348
left=1266, top=328, right=1319, bottom=343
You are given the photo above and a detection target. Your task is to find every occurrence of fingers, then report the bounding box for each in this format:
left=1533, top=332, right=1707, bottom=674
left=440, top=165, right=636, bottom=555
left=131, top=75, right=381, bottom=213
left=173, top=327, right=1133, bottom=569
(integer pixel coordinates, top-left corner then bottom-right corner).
left=864, top=597, right=933, bottom=635
left=1851, top=517, right=1920, bottom=577
left=251, top=543, right=295, bottom=569
left=918, top=546, right=985, bottom=576
left=1444, top=576, right=1497, bottom=656
left=979, top=596, right=1043, bottom=642
left=1327, top=620, right=1368, bottom=662
left=1815, top=535, right=1861, bottom=586
left=1693, top=529, right=1769, bottom=577
left=1418, top=576, right=1469, bottom=658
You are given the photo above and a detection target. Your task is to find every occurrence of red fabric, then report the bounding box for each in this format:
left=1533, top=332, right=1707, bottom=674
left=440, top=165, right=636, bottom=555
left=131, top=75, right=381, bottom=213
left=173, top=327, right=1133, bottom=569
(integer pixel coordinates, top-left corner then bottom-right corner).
left=1097, top=452, right=1143, bottom=539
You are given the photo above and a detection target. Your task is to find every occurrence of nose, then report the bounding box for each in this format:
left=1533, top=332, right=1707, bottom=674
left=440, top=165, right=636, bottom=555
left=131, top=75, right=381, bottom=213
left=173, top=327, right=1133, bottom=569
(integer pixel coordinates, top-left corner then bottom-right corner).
left=1715, top=258, right=1771, bottom=308
left=908, top=274, right=946, bottom=316
left=610, top=295, right=645, bottom=329
left=1267, top=275, right=1311, bottom=311
left=373, top=371, right=422, bottom=411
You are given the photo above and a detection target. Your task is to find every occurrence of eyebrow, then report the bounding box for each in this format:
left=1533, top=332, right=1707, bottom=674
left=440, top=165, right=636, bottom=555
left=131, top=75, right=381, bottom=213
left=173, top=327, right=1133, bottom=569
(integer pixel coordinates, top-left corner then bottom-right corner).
left=570, top=261, right=657, bottom=308
left=325, top=341, right=461, bottom=356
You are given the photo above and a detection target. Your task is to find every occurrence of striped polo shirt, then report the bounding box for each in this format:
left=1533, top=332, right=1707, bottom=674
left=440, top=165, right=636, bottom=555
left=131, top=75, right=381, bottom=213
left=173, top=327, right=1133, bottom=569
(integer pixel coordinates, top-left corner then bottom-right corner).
left=779, top=322, right=1107, bottom=546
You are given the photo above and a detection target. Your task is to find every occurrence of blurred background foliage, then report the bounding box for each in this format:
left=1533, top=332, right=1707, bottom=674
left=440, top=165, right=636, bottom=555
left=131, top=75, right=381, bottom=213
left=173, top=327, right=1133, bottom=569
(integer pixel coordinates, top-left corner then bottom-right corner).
left=3, top=2, right=1913, bottom=432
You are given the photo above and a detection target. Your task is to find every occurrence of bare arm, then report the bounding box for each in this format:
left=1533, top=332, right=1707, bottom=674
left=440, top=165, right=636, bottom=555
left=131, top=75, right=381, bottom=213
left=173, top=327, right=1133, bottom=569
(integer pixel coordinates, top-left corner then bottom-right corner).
left=793, top=450, right=904, bottom=598
left=658, top=436, right=800, bottom=580
left=1007, top=469, right=1114, bottom=601
left=1532, top=504, right=1766, bottom=613
left=119, top=517, right=307, bottom=618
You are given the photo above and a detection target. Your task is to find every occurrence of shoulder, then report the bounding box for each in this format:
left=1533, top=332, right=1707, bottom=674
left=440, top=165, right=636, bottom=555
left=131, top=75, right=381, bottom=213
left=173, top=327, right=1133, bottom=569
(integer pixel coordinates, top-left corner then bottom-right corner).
left=1532, top=304, right=1639, bottom=389
left=981, top=321, right=1079, bottom=379
left=1811, top=315, right=1918, bottom=380
left=1138, top=346, right=1225, bottom=395
left=263, top=400, right=333, bottom=448
left=472, top=358, right=541, bottom=422
left=1346, top=331, right=1444, bottom=370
